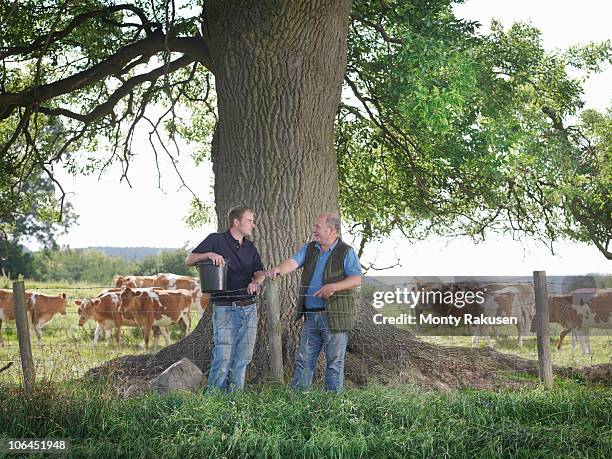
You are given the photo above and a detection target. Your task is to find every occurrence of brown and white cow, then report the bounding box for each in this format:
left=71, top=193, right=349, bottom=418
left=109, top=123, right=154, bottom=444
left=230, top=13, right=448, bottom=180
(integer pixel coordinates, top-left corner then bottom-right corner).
left=473, top=283, right=535, bottom=348
left=191, top=286, right=210, bottom=317
left=529, top=295, right=581, bottom=353
left=155, top=273, right=199, bottom=291
left=118, top=287, right=192, bottom=350
left=76, top=291, right=133, bottom=347
left=114, top=275, right=157, bottom=288
left=76, top=288, right=178, bottom=350
left=530, top=291, right=612, bottom=355
left=0, top=289, right=67, bottom=344
left=155, top=273, right=209, bottom=317
left=29, top=292, right=68, bottom=341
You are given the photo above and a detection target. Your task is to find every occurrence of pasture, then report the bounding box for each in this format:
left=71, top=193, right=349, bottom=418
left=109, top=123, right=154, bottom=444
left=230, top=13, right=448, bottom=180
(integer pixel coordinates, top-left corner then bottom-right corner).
left=0, top=280, right=184, bottom=385
left=1, top=280, right=610, bottom=385
left=377, top=302, right=612, bottom=369
left=1, top=280, right=611, bottom=458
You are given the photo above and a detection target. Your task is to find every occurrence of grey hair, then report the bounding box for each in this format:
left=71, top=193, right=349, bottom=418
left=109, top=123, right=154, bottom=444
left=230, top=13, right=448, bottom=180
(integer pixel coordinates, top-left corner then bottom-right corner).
left=321, top=213, right=341, bottom=235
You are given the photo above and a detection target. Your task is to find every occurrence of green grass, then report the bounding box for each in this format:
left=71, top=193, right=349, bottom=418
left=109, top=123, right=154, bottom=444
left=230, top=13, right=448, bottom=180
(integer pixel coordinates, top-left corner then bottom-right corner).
left=0, top=381, right=610, bottom=458
left=378, top=303, right=612, bottom=367
left=1, top=282, right=611, bottom=457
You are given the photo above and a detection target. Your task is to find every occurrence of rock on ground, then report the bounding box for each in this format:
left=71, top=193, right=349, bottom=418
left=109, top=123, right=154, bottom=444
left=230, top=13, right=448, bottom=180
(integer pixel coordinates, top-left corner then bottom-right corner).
left=151, top=357, right=203, bottom=395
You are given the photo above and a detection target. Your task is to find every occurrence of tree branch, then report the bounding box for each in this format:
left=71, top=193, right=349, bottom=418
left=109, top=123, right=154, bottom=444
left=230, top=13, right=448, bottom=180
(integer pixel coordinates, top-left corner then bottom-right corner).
left=0, top=4, right=159, bottom=60
left=569, top=197, right=612, bottom=260
left=37, top=55, right=195, bottom=124
left=350, top=14, right=403, bottom=45
left=0, top=34, right=210, bottom=117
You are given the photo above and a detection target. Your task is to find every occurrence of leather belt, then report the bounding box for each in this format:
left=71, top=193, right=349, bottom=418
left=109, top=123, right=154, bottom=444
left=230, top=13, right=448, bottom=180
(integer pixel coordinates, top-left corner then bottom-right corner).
left=215, top=299, right=254, bottom=307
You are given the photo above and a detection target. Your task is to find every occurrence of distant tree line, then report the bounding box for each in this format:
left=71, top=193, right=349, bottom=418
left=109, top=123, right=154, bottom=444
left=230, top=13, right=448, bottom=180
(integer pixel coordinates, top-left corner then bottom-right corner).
left=1, top=247, right=196, bottom=285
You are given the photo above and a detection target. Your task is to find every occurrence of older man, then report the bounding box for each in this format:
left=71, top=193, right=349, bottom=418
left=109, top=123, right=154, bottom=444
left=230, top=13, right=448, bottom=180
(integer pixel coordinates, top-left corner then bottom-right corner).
left=268, top=213, right=362, bottom=392
left=186, top=206, right=265, bottom=392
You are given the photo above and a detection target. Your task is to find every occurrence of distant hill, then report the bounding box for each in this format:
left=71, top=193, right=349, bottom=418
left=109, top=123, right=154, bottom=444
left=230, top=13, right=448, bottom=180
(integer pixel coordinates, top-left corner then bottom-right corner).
left=83, top=246, right=183, bottom=261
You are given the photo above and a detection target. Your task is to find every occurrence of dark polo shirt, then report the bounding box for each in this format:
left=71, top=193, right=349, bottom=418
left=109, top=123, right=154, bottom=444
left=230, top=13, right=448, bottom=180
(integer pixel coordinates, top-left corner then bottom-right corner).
left=192, top=230, right=264, bottom=303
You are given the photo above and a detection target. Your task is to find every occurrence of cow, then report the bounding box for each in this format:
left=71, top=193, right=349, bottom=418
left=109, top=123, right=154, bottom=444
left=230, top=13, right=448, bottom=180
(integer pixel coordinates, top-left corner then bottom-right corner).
left=114, top=275, right=157, bottom=288
left=0, top=289, right=67, bottom=344
left=155, top=273, right=209, bottom=317
left=0, top=288, right=21, bottom=345
left=113, top=275, right=128, bottom=287
left=76, top=291, right=134, bottom=347
left=155, top=273, right=199, bottom=291
left=192, top=286, right=210, bottom=317
left=76, top=289, right=180, bottom=350
left=472, top=283, right=535, bottom=348
left=118, top=287, right=192, bottom=350
left=29, top=292, right=68, bottom=342
left=530, top=291, right=612, bottom=355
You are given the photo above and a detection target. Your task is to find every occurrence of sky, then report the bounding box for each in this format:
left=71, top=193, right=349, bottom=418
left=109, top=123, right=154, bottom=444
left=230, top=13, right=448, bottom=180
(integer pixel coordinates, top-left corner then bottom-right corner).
left=54, top=0, right=612, bottom=276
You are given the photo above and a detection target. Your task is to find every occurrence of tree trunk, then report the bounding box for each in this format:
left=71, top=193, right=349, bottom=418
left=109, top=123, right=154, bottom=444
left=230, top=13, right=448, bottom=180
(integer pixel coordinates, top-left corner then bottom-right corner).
left=205, top=0, right=353, bottom=382
left=91, top=0, right=353, bottom=382
left=88, top=0, right=546, bottom=390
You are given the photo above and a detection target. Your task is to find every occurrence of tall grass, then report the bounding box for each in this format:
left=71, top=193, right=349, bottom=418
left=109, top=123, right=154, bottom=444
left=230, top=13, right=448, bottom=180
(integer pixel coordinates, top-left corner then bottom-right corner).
left=0, top=381, right=610, bottom=458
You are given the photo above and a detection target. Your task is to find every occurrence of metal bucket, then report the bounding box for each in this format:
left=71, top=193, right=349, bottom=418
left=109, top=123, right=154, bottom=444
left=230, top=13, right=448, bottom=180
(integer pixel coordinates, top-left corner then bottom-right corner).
left=197, top=259, right=229, bottom=292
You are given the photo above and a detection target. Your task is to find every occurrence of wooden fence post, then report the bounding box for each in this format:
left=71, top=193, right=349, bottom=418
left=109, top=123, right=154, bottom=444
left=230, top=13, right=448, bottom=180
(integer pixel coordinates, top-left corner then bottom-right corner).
left=533, top=271, right=553, bottom=386
left=12, top=280, right=35, bottom=396
left=265, top=278, right=284, bottom=384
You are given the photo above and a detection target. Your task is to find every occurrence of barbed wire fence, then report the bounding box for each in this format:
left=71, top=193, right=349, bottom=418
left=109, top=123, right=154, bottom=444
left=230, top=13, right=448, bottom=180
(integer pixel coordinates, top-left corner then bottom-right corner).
left=1, top=273, right=610, bottom=393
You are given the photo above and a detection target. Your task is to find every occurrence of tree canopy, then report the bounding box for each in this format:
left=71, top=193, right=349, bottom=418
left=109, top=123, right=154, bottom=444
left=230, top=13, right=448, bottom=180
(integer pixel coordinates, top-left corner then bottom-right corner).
left=1, top=0, right=611, bottom=260
left=339, top=2, right=611, bottom=258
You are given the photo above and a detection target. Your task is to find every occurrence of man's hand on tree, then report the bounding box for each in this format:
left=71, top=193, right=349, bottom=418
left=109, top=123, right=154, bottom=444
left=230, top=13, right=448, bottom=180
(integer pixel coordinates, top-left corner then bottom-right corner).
left=266, top=267, right=281, bottom=279
left=247, top=281, right=261, bottom=295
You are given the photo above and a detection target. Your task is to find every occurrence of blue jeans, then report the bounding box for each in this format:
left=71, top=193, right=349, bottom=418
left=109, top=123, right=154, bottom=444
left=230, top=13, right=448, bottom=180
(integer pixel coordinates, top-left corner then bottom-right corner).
left=207, top=303, right=257, bottom=392
left=291, top=311, right=348, bottom=392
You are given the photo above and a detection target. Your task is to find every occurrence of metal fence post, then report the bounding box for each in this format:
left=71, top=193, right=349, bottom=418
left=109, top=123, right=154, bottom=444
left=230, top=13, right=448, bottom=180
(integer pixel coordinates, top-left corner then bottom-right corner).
left=13, top=280, right=35, bottom=396
left=533, top=271, right=553, bottom=386
left=264, top=278, right=284, bottom=383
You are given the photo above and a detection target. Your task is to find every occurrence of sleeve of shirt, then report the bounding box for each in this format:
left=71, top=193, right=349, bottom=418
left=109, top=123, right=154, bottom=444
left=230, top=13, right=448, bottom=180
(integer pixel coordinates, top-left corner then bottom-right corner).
left=252, top=248, right=264, bottom=274
left=191, top=234, right=216, bottom=254
left=343, top=247, right=363, bottom=276
left=290, top=243, right=309, bottom=269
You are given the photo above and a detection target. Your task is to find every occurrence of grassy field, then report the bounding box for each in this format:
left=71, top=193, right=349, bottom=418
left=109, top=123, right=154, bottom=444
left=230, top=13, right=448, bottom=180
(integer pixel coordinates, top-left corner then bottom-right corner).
left=1, top=280, right=611, bottom=458
left=378, top=303, right=612, bottom=368
left=0, top=380, right=610, bottom=458
left=1, top=281, right=610, bottom=385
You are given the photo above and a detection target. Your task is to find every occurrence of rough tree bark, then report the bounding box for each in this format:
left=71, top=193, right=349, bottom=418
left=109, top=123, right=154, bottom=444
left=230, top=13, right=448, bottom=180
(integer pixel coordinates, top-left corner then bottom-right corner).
left=89, top=0, right=547, bottom=390
left=91, top=0, right=354, bottom=382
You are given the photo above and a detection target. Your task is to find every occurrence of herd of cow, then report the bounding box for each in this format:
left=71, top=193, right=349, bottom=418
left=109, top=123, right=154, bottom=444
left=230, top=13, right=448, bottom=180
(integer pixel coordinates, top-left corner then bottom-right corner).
left=414, top=282, right=611, bottom=355
left=0, top=276, right=610, bottom=356
left=0, top=273, right=209, bottom=351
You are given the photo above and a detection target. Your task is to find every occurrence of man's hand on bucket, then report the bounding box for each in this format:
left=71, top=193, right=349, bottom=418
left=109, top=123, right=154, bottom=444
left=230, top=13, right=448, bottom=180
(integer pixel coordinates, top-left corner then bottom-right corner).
left=247, top=281, right=261, bottom=295
left=207, top=252, right=225, bottom=266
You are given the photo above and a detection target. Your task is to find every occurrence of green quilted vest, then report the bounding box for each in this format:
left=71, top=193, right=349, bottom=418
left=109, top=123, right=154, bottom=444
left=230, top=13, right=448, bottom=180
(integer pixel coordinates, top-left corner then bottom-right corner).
left=295, top=239, right=356, bottom=331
